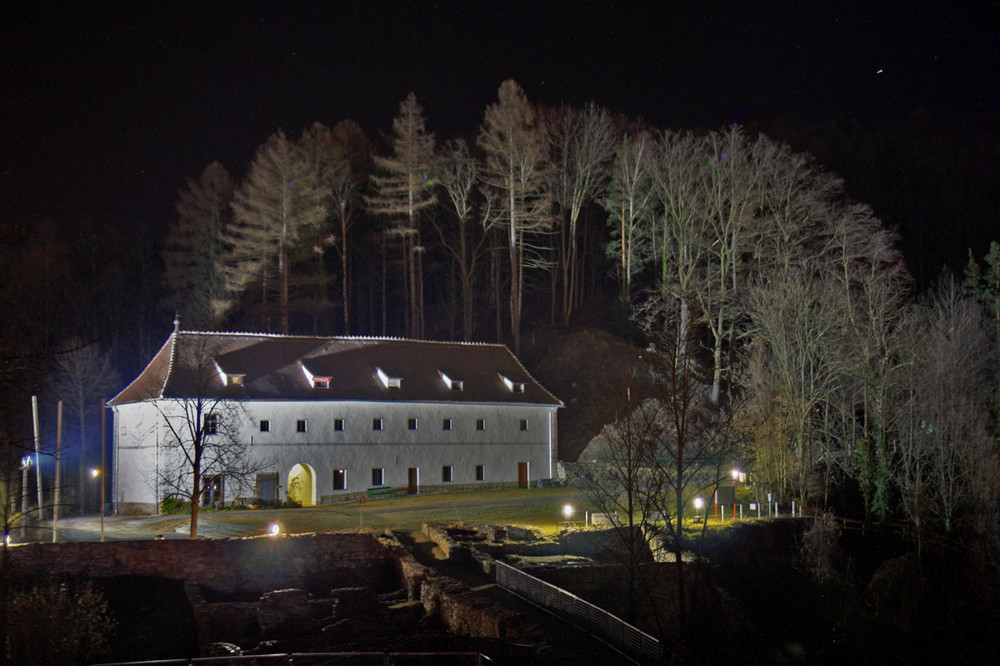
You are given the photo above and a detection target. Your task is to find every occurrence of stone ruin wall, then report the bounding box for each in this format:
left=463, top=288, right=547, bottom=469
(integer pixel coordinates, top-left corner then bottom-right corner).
left=3, top=528, right=535, bottom=650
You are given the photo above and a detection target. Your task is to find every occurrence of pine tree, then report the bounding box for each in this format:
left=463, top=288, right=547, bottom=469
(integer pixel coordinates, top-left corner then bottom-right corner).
left=366, top=93, right=436, bottom=338
left=220, top=130, right=328, bottom=334
left=163, top=162, right=233, bottom=329
left=478, top=79, right=552, bottom=354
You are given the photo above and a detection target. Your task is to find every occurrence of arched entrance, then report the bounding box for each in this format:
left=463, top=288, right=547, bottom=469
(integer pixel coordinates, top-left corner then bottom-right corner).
left=287, top=463, right=316, bottom=506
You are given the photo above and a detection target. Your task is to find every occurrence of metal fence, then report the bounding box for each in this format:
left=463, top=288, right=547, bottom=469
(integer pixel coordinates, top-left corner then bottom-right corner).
left=494, top=561, right=662, bottom=665
left=93, top=652, right=492, bottom=666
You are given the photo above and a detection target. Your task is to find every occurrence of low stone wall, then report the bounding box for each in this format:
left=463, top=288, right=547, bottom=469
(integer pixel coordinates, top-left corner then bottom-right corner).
left=5, top=529, right=397, bottom=598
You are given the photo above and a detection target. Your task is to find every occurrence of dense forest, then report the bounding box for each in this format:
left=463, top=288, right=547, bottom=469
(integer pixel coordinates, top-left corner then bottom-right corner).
left=2, top=78, right=1000, bottom=577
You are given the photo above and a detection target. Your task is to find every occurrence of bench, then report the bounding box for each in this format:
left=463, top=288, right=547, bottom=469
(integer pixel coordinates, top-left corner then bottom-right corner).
left=366, top=486, right=396, bottom=499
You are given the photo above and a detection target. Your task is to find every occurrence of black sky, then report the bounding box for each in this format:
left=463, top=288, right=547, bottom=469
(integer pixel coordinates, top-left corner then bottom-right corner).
left=4, top=2, right=999, bottom=242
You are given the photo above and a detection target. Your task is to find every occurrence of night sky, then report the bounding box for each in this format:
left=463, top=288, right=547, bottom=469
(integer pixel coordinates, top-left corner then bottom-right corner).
left=4, top=2, right=999, bottom=261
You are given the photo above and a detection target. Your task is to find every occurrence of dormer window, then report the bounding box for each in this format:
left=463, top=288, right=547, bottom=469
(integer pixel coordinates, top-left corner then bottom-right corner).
left=228, top=374, right=245, bottom=387
left=299, top=362, right=330, bottom=389
left=376, top=367, right=402, bottom=389
left=440, top=371, right=464, bottom=391
left=213, top=360, right=244, bottom=387
left=500, top=374, right=526, bottom=393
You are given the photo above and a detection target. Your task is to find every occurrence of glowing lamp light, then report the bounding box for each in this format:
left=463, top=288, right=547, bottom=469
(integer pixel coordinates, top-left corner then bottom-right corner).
left=269, top=523, right=280, bottom=536
left=693, top=497, right=705, bottom=510
left=90, top=468, right=100, bottom=478
left=731, top=468, right=740, bottom=481
left=562, top=504, right=574, bottom=520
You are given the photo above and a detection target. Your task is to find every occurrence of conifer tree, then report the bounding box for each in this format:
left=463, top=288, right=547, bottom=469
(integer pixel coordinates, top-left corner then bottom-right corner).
left=366, top=93, right=436, bottom=338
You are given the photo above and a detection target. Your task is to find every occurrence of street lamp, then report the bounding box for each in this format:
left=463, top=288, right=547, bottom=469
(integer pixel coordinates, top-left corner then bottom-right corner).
left=562, top=503, right=574, bottom=527
left=91, top=467, right=104, bottom=542
left=269, top=523, right=281, bottom=536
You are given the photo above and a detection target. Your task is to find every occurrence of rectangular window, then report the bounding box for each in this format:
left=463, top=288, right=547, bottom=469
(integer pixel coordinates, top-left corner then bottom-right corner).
left=373, top=418, right=383, bottom=431
left=408, top=417, right=418, bottom=430
left=371, top=468, right=384, bottom=486
left=443, top=418, right=453, bottom=431
left=442, top=465, right=453, bottom=483
left=520, top=418, right=529, bottom=431
left=204, top=413, right=218, bottom=435
left=334, top=418, right=344, bottom=432
left=333, top=468, right=347, bottom=490
left=259, top=419, right=270, bottom=433
left=476, top=418, right=486, bottom=431
left=296, top=419, right=307, bottom=433
left=476, top=464, right=485, bottom=481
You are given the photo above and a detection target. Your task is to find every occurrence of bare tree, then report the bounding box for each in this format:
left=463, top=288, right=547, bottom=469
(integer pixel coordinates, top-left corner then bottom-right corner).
left=46, top=339, right=119, bottom=515
left=569, top=375, right=662, bottom=624
left=366, top=93, right=437, bottom=338
left=896, top=278, right=992, bottom=541
left=544, top=103, right=617, bottom=324
left=478, top=79, right=552, bottom=354
left=433, top=139, right=491, bottom=341
left=330, top=120, right=374, bottom=334
left=152, top=337, right=270, bottom=539
left=603, top=131, right=655, bottom=302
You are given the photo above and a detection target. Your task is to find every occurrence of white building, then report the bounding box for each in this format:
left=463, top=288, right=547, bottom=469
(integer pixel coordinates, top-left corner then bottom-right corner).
left=108, top=330, right=562, bottom=514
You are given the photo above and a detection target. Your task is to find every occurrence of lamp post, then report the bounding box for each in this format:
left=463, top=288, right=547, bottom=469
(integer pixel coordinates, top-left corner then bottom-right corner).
left=90, top=468, right=104, bottom=542
left=20, top=455, right=32, bottom=539
left=562, top=503, right=574, bottom=528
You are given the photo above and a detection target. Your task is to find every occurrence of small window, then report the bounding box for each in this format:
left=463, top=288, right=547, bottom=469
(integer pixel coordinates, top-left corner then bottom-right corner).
left=376, top=367, right=402, bottom=389
left=259, top=419, right=270, bottom=433
left=373, top=418, right=383, bottom=431
left=334, top=418, right=344, bottom=432
left=442, top=465, right=453, bottom=483
left=443, top=418, right=453, bottom=431
left=476, top=418, right=486, bottom=431
left=371, top=468, right=384, bottom=486
left=313, top=377, right=330, bottom=389
left=333, top=468, right=347, bottom=490
left=228, top=374, right=245, bottom=387
left=475, top=464, right=485, bottom=481
left=500, top=375, right=526, bottom=393
left=408, top=417, right=418, bottom=430
left=520, top=418, right=529, bottom=431
left=204, top=413, right=218, bottom=435
left=296, top=419, right=307, bottom=433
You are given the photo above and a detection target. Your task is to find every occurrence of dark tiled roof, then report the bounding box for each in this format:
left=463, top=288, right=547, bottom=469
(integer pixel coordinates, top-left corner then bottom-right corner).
left=108, top=332, right=562, bottom=407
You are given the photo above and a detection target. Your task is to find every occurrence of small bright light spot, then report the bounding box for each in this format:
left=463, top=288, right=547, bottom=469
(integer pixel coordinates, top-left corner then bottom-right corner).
left=90, top=468, right=100, bottom=478
left=269, top=523, right=280, bottom=536
left=694, top=497, right=704, bottom=510
left=562, top=504, right=574, bottom=520
left=20, top=455, right=32, bottom=470
left=732, top=468, right=740, bottom=481
left=3, top=533, right=10, bottom=547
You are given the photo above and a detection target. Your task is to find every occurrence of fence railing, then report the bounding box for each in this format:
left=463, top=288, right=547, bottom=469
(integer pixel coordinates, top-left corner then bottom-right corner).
left=93, top=652, right=492, bottom=666
left=494, top=561, right=662, bottom=665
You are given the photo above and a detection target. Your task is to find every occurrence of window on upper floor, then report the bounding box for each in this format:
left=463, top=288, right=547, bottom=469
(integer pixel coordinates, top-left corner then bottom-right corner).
left=296, top=419, right=307, bottom=433
left=259, top=420, right=270, bottom=433
left=443, top=418, right=453, bottom=431
left=373, top=418, right=383, bottom=431
left=204, top=413, right=218, bottom=435
left=476, top=418, right=486, bottom=431
left=334, top=418, right=345, bottom=432
left=520, top=418, right=529, bottom=431
left=408, top=417, right=418, bottom=430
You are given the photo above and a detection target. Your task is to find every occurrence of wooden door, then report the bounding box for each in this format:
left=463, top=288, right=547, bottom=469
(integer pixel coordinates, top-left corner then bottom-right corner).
left=518, top=462, right=529, bottom=489
left=408, top=467, right=419, bottom=495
